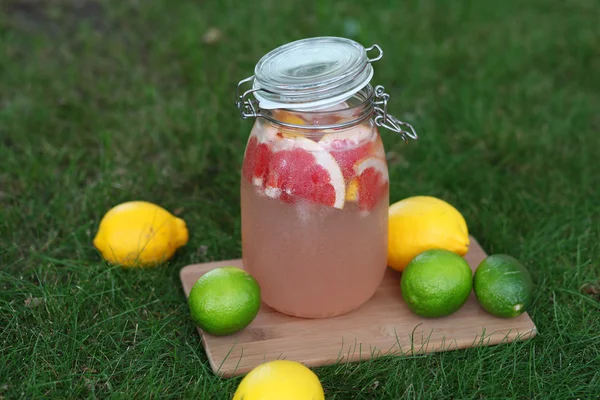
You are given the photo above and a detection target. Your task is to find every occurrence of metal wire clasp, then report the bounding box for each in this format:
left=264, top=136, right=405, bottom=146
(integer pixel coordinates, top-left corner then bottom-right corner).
left=235, top=76, right=262, bottom=119
left=373, top=85, right=418, bottom=143
left=366, top=44, right=383, bottom=63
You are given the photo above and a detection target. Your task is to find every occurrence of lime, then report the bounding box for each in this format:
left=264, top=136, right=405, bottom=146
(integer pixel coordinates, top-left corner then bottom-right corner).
left=473, top=254, right=533, bottom=318
left=400, top=249, right=473, bottom=318
left=188, top=267, right=261, bottom=336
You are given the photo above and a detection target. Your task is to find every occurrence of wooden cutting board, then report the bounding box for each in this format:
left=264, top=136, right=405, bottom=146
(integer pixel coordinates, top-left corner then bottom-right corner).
left=180, top=236, right=537, bottom=378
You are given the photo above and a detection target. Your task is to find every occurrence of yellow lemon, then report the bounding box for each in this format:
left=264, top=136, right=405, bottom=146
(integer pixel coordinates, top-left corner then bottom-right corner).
left=93, top=201, right=189, bottom=267
left=233, top=360, right=325, bottom=400
left=388, top=196, right=469, bottom=272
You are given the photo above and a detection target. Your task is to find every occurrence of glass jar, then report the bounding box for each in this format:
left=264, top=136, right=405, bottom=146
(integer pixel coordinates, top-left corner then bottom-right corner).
left=235, top=37, right=417, bottom=318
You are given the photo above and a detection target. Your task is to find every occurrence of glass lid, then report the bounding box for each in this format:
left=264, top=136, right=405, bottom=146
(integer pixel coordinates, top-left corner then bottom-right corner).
left=251, top=37, right=378, bottom=111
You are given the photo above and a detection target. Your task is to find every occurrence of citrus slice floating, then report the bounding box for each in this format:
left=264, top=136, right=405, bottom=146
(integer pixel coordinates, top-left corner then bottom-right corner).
left=265, top=137, right=346, bottom=209
left=242, top=135, right=273, bottom=189
left=354, top=157, right=389, bottom=211
left=273, top=111, right=313, bottom=140
left=345, top=178, right=359, bottom=202
left=320, top=127, right=375, bottom=180
left=242, top=125, right=281, bottom=189
left=273, top=110, right=307, bottom=126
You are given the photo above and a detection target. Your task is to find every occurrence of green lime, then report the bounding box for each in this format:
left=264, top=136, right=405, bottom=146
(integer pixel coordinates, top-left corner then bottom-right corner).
left=400, top=249, right=473, bottom=318
left=473, top=254, right=533, bottom=318
left=188, top=267, right=261, bottom=336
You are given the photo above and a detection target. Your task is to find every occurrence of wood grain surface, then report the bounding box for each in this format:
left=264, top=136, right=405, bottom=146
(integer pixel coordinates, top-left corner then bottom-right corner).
left=180, top=236, right=537, bottom=378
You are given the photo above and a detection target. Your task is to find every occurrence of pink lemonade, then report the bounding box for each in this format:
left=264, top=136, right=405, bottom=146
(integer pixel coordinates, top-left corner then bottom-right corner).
left=240, top=117, right=390, bottom=318
left=235, top=37, right=418, bottom=318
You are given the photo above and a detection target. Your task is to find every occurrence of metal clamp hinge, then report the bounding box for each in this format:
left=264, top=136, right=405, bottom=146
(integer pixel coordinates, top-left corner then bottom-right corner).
left=235, top=76, right=261, bottom=119
left=373, top=85, right=418, bottom=143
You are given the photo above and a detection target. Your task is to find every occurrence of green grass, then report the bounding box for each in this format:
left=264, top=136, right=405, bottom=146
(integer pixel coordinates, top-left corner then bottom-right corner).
left=1, top=0, right=599, bottom=398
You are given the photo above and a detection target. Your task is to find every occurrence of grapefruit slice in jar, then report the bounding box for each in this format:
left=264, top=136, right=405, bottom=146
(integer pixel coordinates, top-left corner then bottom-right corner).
left=264, top=137, right=346, bottom=209
left=319, top=125, right=376, bottom=180
left=354, top=157, right=389, bottom=212
left=242, top=125, right=278, bottom=191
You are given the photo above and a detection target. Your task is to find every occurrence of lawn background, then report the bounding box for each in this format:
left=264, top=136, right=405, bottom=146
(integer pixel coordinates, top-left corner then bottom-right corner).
left=1, top=0, right=599, bottom=398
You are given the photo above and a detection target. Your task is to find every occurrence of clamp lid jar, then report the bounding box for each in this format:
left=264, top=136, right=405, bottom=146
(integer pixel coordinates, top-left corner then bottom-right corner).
left=236, top=37, right=418, bottom=318
left=236, top=36, right=418, bottom=141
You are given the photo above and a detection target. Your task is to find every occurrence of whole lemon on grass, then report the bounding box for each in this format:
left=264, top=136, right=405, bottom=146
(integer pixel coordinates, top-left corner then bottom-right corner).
left=188, top=267, right=261, bottom=336
left=93, top=201, right=188, bottom=267
left=233, top=360, right=325, bottom=400
left=401, top=249, right=473, bottom=318
left=388, top=196, right=469, bottom=272
left=474, top=254, right=533, bottom=318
